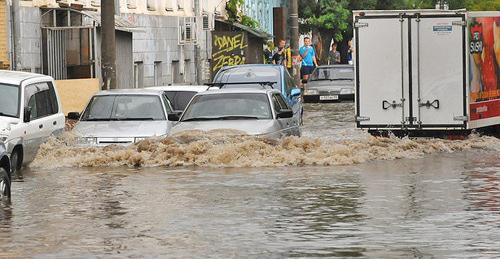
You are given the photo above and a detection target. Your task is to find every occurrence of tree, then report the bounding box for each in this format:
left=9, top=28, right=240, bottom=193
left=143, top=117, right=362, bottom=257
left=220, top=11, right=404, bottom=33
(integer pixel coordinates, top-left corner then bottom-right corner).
left=298, top=0, right=351, bottom=63
left=226, top=0, right=260, bottom=29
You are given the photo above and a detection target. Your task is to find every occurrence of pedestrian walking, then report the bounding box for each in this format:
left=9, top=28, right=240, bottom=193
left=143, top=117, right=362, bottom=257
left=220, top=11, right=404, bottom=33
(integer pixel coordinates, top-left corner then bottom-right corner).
left=272, top=39, right=287, bottom=66
left=299, top=37, right=318, bottom=81
left=328, top=42, right=341, bottom=65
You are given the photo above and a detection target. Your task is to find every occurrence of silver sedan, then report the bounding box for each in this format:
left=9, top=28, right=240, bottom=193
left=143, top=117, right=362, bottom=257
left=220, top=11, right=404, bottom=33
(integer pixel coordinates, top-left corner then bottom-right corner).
left=170, top=89, right=301, bottom=138
left=70, top=89, right=177, bottom=146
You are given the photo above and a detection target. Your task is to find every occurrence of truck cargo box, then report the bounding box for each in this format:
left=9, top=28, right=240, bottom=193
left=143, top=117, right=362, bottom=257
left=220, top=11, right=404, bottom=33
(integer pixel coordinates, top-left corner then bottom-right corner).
left=353, top=10, right=499, bottom=135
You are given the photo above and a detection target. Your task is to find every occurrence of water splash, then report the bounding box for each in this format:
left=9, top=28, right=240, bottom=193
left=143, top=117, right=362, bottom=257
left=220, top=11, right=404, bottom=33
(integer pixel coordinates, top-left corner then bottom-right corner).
left=30, top=130, right=500, bottom=169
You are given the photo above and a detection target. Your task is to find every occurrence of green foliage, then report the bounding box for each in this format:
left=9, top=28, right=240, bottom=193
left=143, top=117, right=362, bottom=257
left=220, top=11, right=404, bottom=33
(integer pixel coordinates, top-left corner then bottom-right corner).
left=225, top=0, right=260, bottom=29
left=465, top=0, right=500, bottom=10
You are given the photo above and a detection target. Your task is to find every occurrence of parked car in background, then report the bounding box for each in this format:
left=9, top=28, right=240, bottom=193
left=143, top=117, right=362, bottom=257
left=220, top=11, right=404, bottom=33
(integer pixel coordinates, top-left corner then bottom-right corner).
left=303, top=65, right=354, bottom=102
left=0, top=142, right=11, bottom=201
left=70, top=89, right=176, bottom=146
left=213, top=64, right=303, bottom=124
left=0, top=71, right=65, bottom=177
left=146, top=85, right=210, bottom=114
left=170, top=89, right=301, bottom=138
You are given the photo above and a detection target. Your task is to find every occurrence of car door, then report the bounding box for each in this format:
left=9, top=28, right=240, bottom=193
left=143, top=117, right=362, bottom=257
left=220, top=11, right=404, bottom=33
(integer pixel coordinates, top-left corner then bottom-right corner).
left=22, top=84, right=48, bottom=162
left=272, top=93, right=297, bottom=137
left=283, top=70, right=303, bottom=123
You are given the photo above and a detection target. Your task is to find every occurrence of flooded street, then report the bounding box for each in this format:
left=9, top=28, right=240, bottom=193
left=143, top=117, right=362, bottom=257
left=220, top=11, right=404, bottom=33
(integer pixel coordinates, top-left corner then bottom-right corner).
left=1, top=103, right=499, bottom=258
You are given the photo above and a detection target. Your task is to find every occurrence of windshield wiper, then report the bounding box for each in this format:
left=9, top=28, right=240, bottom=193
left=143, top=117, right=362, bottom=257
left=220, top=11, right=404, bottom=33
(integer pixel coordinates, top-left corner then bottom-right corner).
left=0, top=112, right=17, bottom=118
left=182, top=115, right=261, bottom=122
left=332, top=78, right=353, bottom=81
left=116, top=118, right=155, bottom=121
left=219, top=115, right=260, bottom=120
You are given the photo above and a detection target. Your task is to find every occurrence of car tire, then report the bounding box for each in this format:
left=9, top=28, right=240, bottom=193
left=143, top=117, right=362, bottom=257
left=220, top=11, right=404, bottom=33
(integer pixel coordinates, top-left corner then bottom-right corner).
left=0, top=167, right=11, bottom=201
left=10, top=149, right=23, bottom=181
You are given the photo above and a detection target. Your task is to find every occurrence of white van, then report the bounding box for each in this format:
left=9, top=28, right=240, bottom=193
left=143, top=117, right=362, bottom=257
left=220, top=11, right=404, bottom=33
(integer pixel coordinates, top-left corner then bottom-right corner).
left=0, top=71, right=65, bottom=176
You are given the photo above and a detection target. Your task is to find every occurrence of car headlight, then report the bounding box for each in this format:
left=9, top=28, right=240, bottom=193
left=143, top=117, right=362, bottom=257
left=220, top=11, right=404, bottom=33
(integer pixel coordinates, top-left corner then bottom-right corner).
left=0, top=135, right=7, bottom=143
left=76, top=137, right=97, bottom=145
left=340, top=88, right=354, bottom=95
left=304, top=89, right=319, bottom=95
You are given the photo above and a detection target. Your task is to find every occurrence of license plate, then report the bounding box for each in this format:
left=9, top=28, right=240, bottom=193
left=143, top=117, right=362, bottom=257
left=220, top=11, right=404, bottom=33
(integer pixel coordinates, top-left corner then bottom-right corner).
left=319, top=95, right=339, bottom=100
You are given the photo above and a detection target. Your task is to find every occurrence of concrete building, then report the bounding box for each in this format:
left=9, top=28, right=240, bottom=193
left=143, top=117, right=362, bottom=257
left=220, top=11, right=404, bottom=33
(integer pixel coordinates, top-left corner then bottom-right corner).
left=242, top=0, right=286, bottom=36
left=0, top=0, right=226, bottom=88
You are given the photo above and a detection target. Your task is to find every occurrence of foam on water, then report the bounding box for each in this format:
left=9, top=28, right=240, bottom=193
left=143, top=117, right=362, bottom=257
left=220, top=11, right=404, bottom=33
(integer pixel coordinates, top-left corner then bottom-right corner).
left=31, top=130, right=500, bottom=169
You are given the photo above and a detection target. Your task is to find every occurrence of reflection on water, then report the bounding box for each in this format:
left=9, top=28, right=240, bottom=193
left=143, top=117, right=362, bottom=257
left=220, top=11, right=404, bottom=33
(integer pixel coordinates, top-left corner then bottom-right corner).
left=1, top=103, right=499, bottom=257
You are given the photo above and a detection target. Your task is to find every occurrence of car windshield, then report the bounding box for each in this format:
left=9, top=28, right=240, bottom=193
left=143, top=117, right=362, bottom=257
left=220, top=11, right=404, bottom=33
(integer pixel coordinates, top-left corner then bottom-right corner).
left=0, top=83, right=20, bottom=118
left=214, top=66, right=281, bottom=89
left=181, top=93, right=272, bottom=121
left=164, top=91, right=198, bottom=111
left=310, top=67, right=354, bottom=81
left=81, top=95, right=166, bottom=121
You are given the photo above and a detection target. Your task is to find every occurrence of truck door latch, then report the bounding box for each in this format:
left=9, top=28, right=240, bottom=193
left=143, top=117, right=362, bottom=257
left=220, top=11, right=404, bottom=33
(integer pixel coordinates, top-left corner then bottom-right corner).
left=382, top=100, right=403, bottom=110
left=419, top=100, right=440, bottom=109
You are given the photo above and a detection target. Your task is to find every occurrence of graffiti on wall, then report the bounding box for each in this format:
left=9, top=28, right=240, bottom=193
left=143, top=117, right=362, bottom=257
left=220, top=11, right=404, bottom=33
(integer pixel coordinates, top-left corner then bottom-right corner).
left=211, top=32, right=247, bottom=74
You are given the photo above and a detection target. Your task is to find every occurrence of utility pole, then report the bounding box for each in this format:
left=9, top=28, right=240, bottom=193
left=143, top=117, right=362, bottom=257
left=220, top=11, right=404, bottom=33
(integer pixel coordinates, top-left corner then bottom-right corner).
left=101, top=0, right=117, bottom=89
left=289, top=0, right=300, bottom=84
left=11, top=0, right=21, bottom=70
left=194, top=0, right=202, bottom=85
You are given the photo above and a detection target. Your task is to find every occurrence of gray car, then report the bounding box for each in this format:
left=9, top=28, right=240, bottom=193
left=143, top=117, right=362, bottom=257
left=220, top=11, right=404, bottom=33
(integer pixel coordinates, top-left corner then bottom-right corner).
left=70, top=89, right=176, bottom=146
left=0, top=142, right=10, bottom=201
left=303, top=65, right=354, bottom=102
left=170, top=89, right=301, bottom=138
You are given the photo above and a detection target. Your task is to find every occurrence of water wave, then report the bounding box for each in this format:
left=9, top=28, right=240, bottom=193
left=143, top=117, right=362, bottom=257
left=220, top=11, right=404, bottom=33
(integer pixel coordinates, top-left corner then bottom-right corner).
left=31, top=130, right=500, bottom=169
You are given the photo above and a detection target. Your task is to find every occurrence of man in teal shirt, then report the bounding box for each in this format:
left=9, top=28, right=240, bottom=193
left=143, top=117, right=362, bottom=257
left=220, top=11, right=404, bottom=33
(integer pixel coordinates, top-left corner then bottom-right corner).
left=299, top=37, right=318, bottom=81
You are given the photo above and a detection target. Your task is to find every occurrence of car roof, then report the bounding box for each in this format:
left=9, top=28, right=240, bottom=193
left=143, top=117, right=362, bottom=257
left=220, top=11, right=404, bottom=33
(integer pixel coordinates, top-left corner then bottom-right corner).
left=195, top=88, right=279, bottom=96
left=0, top=70, right=53, bottom=85
left=95, top=88, right=164, bottom=96
left=146, top=85, right=209, bottom=92
left=219, top=64, right=283, bottom=72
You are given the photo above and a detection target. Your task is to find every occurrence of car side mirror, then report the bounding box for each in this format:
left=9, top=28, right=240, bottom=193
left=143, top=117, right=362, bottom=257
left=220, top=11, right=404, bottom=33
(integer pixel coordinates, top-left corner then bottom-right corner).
left=277, top=109, right=293, bottom=119
left=291, top=88, right=301, bottom=97
left=67, top=112, right=81, bottom=120
left=168, top=113, right=180, bottom=121
left=23, top=107, right=31, bottom=123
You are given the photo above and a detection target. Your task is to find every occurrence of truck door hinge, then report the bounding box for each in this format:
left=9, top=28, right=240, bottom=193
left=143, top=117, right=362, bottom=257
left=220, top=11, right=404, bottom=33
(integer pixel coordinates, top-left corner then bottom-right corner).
left=356, top=116, right=370, bottom=122
left=452, top=21, right=466, bottom=26
left=453, top=116, right=468, bottom=121
left=354, top=22, right=368, bottom=28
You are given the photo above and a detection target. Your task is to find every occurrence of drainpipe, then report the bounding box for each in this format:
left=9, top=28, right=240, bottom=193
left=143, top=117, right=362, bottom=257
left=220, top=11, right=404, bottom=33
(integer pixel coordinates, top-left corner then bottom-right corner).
left=194, top=0, right=202, bottom=84
left=11, top=0, right=21, bottom=70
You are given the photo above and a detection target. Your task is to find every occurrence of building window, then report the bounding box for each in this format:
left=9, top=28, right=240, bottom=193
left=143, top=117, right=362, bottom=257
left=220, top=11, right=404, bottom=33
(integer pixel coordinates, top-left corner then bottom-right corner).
left=127, top=0, right=137, bottom=9
left=90, top=0, right=100, bottom=7
left=178, top=17, right=196, bottom=44
left=134, top=61, right=144, bottom=88
left=165, top=0, right=174, bottom=11
left=147, top=0, right=157, bottom=11
left=154, top=61, right=162, bottom=86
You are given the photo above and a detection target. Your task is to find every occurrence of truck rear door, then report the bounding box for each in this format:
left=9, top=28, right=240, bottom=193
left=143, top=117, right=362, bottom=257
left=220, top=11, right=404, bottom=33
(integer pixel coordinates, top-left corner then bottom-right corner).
left=355, top=12, right=467, bottom=130
left=410, top=14, right=467, bottom=128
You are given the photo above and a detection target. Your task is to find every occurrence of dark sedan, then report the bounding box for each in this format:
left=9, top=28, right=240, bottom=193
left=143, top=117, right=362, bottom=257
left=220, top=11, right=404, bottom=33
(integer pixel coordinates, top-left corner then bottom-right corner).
left=303, top=65, right=354, bottom=102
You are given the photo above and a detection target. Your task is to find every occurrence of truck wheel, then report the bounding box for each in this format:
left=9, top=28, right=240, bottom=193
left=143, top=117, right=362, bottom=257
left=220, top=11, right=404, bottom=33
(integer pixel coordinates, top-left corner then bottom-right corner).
left=10, top=149, right=23, bottom=181
left=0, top=168, right=10, bottom=201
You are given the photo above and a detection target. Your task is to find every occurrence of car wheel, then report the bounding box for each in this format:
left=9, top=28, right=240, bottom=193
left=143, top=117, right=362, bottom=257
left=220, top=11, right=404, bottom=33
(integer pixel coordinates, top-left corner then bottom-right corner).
left=10, top=149, right=23, bottom=181
left=0, top=167, right=11, bottom=201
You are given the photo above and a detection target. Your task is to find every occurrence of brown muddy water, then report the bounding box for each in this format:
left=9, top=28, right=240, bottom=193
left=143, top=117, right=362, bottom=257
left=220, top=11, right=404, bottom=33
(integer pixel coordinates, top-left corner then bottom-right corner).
left=1, top=103, right=499, bottom=258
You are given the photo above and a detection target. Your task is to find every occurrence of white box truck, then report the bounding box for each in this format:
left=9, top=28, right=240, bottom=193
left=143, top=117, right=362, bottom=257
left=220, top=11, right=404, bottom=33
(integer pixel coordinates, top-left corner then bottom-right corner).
left=353, top=10, right=500, bottom=136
